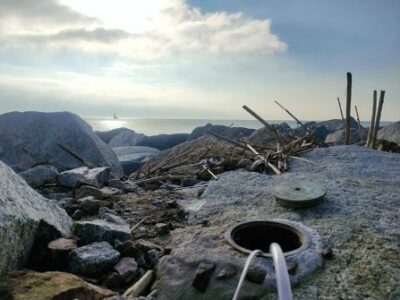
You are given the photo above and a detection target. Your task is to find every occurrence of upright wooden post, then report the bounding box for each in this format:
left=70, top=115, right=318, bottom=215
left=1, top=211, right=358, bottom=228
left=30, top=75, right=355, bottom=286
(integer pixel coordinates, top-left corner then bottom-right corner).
left=372, top=90, right=385, bottom=149
left=366, top=90, right=377, bottom=147
left=344, top=72, right=352, bottom=145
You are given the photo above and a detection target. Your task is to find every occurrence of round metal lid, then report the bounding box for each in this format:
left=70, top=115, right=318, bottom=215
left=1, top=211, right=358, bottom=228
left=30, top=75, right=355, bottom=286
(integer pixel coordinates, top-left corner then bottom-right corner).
left=271, top=180, right=326, bottom=208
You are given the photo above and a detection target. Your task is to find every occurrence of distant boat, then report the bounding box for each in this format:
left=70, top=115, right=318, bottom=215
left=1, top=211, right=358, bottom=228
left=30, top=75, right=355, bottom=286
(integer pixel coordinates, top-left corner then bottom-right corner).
left=113, top=113, right=119, bottom=120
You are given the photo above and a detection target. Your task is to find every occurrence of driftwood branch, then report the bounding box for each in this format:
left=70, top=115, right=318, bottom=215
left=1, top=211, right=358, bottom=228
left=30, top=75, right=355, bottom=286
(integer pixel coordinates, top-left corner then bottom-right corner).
left=354, top=105, right=362, bottom=142
left=337, top=97, right=345, bottom=127
left=242, top=105, right=287, bottom=144
left=124, top=270, right=154, bottom=298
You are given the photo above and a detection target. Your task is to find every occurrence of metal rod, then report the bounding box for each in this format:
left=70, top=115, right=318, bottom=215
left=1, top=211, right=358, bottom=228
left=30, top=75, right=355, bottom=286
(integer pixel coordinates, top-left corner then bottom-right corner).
left=270, top=243, right=293, bottom=300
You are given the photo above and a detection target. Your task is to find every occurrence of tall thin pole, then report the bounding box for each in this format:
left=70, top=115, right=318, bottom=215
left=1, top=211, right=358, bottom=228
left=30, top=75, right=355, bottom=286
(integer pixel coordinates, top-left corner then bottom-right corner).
left=366, top=90, right=377, bottom=147
left=344, top=72, right=352, bottom=145
left=372, top=90, right=385, bottom=149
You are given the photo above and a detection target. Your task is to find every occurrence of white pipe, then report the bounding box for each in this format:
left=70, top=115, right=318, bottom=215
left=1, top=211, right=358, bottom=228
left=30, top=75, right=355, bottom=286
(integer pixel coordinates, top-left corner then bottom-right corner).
left=232, top=249, right=262, bottom=300
left=270, top=243, right=293, bottom=300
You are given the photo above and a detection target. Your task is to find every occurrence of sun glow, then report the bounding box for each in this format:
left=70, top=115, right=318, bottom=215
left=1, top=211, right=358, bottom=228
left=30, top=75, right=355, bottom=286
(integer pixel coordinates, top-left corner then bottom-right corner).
left=60, top=0, right=176, bottom=34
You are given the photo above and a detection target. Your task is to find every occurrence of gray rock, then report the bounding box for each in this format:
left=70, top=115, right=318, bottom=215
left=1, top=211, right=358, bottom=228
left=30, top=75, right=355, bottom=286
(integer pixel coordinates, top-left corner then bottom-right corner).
left=325, top=127, right=368, bottom=145
left=246, top=266, right=266, bottom=284
left=187, top=123, right=254, bottom=141
left=101, top=213, right=128, bottom=225
left=96, top=127, right=131, bottom=144
left=246, top=123, right=294, bottom=147
left=0, top=111, right=123, bottom=177
left=138, top=133, right=189, bottom=150
left=103, top=296, right=127, bottom=300
left=102, top=272, right=125, bottom=289
left=58, top=166, right=110, bottom=188
left=378, top=121, right=400, bottom=145
left=319, top=117, right=358, bottom=132
left=113, top=257, right=139, bottom=283
left=112, top=146, right=160, bottom=175
left=109, top=130, right=146, bottom=147
left=78, top=196, right=101, bottom=215
left=192, top=262, right=216, bottom=292
left=107, top=179, right=140, bottom=193
left=155, top=145, right=400, bottom=299
left=72, top=219, right=131, bottom=245
left=0, top=161, right=72, bottom=275
left=18, top=165, right=59, bottom=188
left=68, top=242, right=120, bottom=277
left=74, top=185, right=122, bottom=200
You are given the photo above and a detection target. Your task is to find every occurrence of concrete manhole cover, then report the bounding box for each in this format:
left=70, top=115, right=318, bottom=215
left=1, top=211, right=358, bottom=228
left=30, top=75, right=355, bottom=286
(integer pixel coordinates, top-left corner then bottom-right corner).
left=271, top=180, right=326, bottom=208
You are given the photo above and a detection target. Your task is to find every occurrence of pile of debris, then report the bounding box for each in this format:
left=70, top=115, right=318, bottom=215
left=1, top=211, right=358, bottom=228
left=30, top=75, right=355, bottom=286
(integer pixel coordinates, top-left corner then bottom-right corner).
left=128, top=105, right=323, bottom=190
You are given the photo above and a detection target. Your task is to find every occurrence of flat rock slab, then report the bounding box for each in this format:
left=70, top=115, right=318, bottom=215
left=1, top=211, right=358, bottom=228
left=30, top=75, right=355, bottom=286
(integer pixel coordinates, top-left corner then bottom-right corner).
left=72, top=219, right=131, bottom=245
left=271, top=179, right=326, bottom=208
left=58, top=166, right=110, bottom=188
left=68, top=242, right=120, bottom=277
left=156, top=145, right=400, bottom=300
left=0, top=270, right=116, bottom=300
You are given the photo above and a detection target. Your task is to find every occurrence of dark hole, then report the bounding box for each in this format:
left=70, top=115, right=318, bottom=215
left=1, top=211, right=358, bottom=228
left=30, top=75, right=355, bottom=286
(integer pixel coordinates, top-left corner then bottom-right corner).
left=295, top=187, right=301, bottom=191
left=232, top=223, right=303, bottom=254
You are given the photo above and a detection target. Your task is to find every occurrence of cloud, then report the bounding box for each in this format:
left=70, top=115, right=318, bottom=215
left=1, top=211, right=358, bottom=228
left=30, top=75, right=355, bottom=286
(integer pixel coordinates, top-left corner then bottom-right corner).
left=0, top=0, right=287, bottom=61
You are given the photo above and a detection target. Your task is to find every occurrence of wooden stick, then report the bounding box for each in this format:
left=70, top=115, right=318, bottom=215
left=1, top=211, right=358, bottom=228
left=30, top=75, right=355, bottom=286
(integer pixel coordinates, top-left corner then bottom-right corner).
left=366, top=90, right=377, bottom=148
left=58, top=143, right=95, bottom=168
left=344, top=72, right=352, bottom=145
left=242, top=105, right=287, bottom=144
left=124, top=270, right=154, bottom=298
left=274, top=101, right=311, bottom=136
left=354, top=105, right=362, bottom=142
left=289, top=155, right=321, bottom=167
left=245, top=144, right=281, bottom=175
left=202, top=165, right=218, bottom=180
left=130, top=216, right=149, bottom=233
left=372, top=90, right=385, bottom=149
left=337, top=97, right=345, bottom=127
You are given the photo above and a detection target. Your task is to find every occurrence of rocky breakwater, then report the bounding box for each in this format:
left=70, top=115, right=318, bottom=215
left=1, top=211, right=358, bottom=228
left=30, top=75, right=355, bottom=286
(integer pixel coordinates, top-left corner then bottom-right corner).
left=0, top=111, right=123, bottom=177
left=155, top=145, right=400, bottom=299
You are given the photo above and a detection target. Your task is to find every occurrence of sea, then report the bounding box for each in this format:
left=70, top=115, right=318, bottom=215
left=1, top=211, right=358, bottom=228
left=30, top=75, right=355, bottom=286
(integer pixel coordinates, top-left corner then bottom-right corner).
left=85, top=118, right=393, bottom=136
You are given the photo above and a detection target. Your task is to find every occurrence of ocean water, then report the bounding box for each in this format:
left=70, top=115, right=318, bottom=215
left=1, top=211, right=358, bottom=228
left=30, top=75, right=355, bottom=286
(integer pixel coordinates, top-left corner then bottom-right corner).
left=85, top=117, right=393, bottom=136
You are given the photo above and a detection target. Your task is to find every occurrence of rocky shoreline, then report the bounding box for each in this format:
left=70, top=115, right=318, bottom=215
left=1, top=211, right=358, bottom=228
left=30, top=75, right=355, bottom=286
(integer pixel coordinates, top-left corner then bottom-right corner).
left=0, top=111, right=399, bottom=299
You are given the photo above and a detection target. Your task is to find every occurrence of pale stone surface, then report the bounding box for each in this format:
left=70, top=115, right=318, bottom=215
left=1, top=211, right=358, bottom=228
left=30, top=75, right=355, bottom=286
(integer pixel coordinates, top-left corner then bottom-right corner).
left=156, top=146, right=400, bottom=299
left=378, top=121, right=400, bottom=145
left=0, top=161, right=72, bottom=275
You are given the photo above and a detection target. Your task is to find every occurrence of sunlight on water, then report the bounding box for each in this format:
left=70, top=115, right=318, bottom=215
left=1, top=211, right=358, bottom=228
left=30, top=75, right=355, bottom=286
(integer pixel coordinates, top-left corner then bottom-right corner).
left=99, top=119, right=127, bottom=130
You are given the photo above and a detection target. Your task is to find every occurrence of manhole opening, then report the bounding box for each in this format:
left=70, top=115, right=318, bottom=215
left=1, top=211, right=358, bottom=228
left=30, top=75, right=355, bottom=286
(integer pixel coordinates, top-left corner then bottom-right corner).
left=226, top=221, right=310, bottom=256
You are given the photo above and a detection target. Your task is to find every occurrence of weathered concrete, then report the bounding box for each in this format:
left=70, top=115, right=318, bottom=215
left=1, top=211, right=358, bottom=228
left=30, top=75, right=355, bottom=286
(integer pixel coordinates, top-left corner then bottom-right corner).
left=0, top=161, right=72, bottom=275
left=156, top=146, right=400, bottom=299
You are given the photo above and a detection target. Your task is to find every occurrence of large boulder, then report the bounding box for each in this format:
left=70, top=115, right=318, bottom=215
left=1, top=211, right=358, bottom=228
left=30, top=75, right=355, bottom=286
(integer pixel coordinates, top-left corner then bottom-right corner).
left=319, top=117, right=359, bottom=132
left=108, top=129, right=146, bottom=148
left=0, top=161, right=72, bottom=275
left=112, top=146, right=160, bottom=175
left=0, top=270, right=116, bottom=300
left=138, top=133, right=189, bottom=150
left=378, top=121, right=400, bottom=145
left=246, top=123, right=294, bottom=147
left=325, top=127, right=368, bottom=145
left=96, top=127, right=131, bottom=144
left=187, top=123, right=254, bottom=141
left=0, top=111, right=123, bottom=177
left=18, top=165, right=59, bottom=188
left=68, top=242, right=120, bottom=277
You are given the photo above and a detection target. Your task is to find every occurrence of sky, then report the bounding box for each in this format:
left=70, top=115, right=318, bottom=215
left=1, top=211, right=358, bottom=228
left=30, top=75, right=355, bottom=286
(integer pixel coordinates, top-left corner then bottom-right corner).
left=0, top=0, right=399, bottom=121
